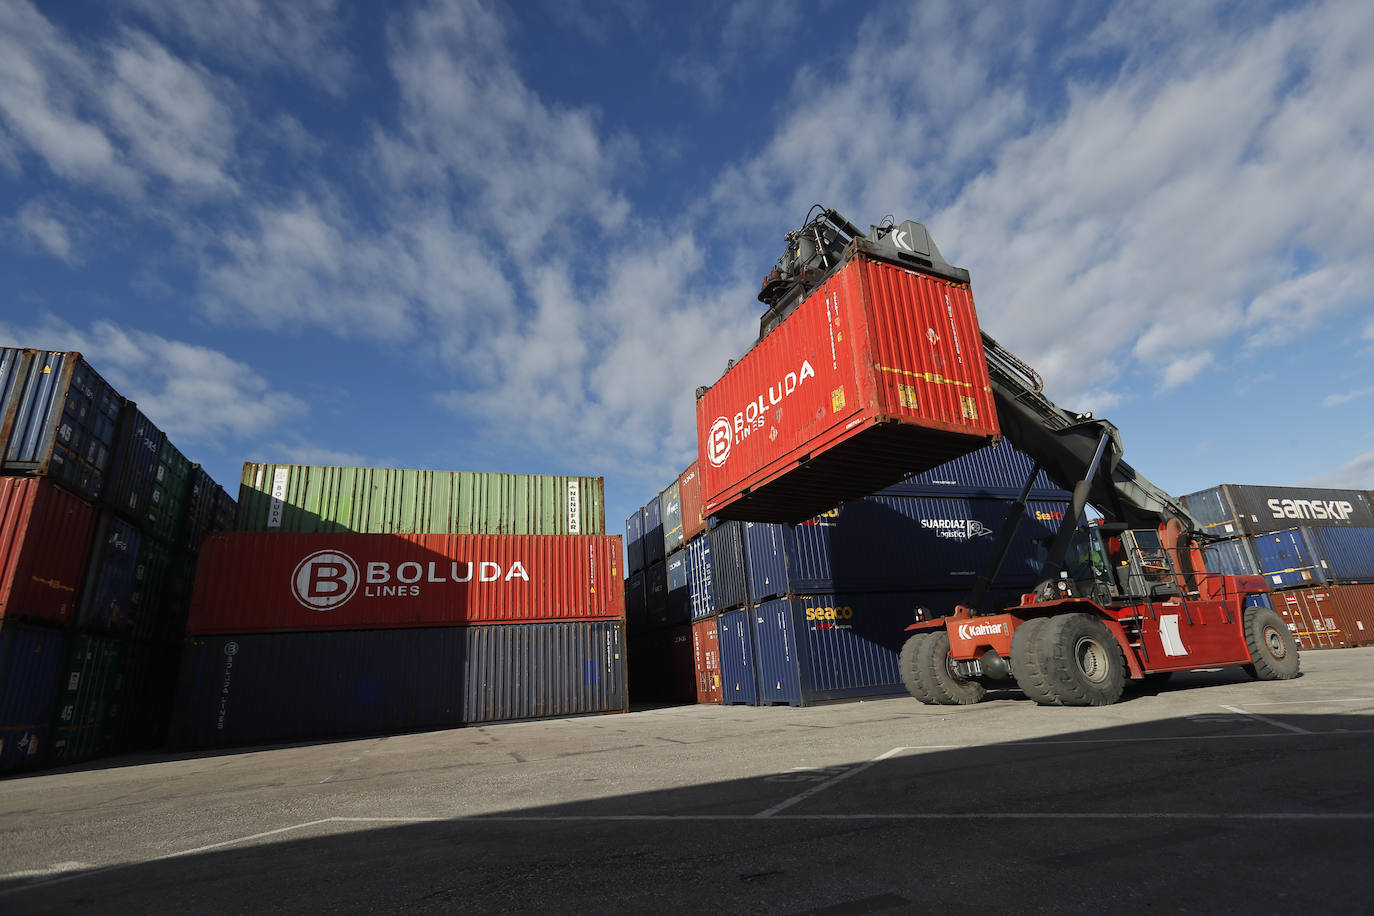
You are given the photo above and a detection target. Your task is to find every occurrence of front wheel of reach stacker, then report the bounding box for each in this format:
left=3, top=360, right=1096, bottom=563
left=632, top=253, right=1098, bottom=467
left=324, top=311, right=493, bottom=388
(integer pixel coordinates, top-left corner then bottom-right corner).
left=1242, top=606, right=1301, bottom=680
left=1040, top=613, right=1126, bottom=706
left=918, top=631, right=986, bottom=705
left=899, top=633, right=938, bottom=704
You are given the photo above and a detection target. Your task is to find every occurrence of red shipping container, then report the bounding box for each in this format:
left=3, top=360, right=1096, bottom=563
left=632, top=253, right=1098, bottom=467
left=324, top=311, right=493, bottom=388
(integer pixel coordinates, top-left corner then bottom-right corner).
left=1317, top=584, right=1374, bottom=647
left=0, top=478, right=97, bottom=627
left=187, top=532, right=623, bottom=634
left=678, top=461, right=705, bottom=542
left=696, top=252, right=999, bottom=523
left=1271, top=589, right=1347, bottom=650
left=693, top=616, right=722, bottom=704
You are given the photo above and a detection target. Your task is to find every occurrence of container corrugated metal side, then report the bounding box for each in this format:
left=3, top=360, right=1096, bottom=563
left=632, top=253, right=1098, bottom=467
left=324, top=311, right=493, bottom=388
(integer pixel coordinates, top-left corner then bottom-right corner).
left=628, top=624, right=697, bottom=703
left=0, top=349, right=122, bottom=504
left=643, top=560, right=667, bottom=628
left=1182, top=484, right=1374, bottom=537
left=663, top=550, right=690, bottom=628
left=49, top=633, right=123, bottom=765
left=883, top=440, right=1069, bottom=496
left=625, top=571, right=647, bottom=635
left=109, top=639, right=181, bottom=752
left=104, top=404, right=166, bottom=522
left=1306, top=527, right=1374, bottom=584
left=237, top=464, right=605, bottom=536
left=641, top=498, right=664, bottom=567
left=181, top=466, right=219, bottom=553
left=697, top=252, right=1000, bottom=524
left=128, top=536, right=174, bottom=642
left=188, top=532, right=624, bottom=634
left=625, top=511, right=645, bottom=574
left=1250, top=528, right=1326, bottom=589
left=0, top=477, right=97, bottom=627
left=170, top=621, right=628, bottom=749
left=0, top=622, right=66, bottom=772
left=660, top=481, right=684, bottom=556
left=716, top=607, right=758, bottom=706
left=692, top=617, right=722, bottom=704
left=145, top=439, right=192, bottom=546
left=1324, top=583, right=1374, bottom=647
left=1202, top=538, right=1260, bottom=577
left=75, top=513, right=142, bottom=633
left=686, top=534, right=714, bottom=621
left=707, top=521, right=748, bottom=612
left=1270, top=589, right=1347, bottom=650
left=679, top=461, right=706, bottom=542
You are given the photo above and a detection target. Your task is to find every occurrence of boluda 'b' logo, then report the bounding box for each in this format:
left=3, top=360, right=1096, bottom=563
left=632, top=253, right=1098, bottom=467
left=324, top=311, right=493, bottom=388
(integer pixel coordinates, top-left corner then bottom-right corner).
left=292, top=550, right=360, bottom=610
left=707, top=358, right=816, bottom=467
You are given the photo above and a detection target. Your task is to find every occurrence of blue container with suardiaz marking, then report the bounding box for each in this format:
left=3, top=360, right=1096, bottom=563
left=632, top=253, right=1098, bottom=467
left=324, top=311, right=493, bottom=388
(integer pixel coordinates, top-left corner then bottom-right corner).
left=716, top=607, right=758, bottom=706
left=686, top=534, right=713, bottom=621
left=882, top=440, right=1069, bottom=496
left=625, top=511, right=645, bottom=575
left=1250, top=527, right=1326, bottom=589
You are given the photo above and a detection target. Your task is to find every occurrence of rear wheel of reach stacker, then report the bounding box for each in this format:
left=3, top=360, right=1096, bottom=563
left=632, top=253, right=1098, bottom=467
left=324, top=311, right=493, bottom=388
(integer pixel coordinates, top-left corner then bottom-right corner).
left=918, top=630, right=986, bottom=705
left=899, top=632, right=938, bottom=704
left=1039, top=613, right=1126, bottom=706
left=1241, top=606, right=1301, bottom=680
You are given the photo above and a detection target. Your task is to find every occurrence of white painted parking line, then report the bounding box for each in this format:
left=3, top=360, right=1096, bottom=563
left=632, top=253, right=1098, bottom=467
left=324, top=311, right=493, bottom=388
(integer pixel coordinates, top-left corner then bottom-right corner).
left=1221, top=705, right=1312, bottom=734
left=755, top=746, right=908, bottom=818
left=1237, top=698, right=1374, bottom=706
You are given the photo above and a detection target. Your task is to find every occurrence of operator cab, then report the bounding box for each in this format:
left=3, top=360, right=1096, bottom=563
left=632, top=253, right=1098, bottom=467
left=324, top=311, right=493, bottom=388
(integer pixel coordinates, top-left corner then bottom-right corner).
left=1033, top=523, right=1183, bottom=606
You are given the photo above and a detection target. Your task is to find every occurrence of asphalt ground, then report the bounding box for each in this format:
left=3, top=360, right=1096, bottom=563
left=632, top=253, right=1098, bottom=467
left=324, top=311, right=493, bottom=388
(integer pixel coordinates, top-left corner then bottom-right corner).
left=2, top=647, right=1373, bottom=914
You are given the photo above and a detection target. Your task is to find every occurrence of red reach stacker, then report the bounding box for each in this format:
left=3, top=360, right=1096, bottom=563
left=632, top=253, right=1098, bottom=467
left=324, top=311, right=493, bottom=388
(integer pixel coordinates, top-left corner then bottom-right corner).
left=701, top=206, right=1300, bottom=706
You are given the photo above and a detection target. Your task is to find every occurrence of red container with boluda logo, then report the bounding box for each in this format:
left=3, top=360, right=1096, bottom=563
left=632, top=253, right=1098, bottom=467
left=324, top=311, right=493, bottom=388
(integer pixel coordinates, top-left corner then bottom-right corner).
left=696, top=252, right=999, bottom=524
left=186, top=531, right=623, bottom=634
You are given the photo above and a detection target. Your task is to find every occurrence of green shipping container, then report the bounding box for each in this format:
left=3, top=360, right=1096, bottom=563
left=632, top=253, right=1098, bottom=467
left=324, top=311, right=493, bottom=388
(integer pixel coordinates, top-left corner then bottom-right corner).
left=49, top=634, right=124, bottom=765
left=236, top=464, right=606, bottom=536
left=145, top=439, right=192, bottom=545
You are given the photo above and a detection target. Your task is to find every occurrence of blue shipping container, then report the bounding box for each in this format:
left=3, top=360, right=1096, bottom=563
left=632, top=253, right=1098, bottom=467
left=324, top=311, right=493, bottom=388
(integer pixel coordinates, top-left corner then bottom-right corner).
left=105, top=404, right=166, bottom=521
left=170, top=621, right=628, bottom=749
left=1250, top=528, right=1326, bottom=589
left=885, top=439, right=1070, bottom=496
left=76, top=514, right=143, bottom=632
left=663, top=550, right=690, bottom=628
left=625, top=571, right=646, bottom=634
left=708, top=521, right=749, bottom=612
left=1202, top=538, right=1260, bottom=578
left=625, top=511, right=645, bottom=574
left=0, top=623, right=65, bottom=772
left=717, top=607, right=758, bottom=706
left=1307, top=527, right=1374, bottom=585
left=686, top=534, right=714, bottom=621
left=641, top=497, right=665, bottom=567
left=0, top=349, right=122, bottom=504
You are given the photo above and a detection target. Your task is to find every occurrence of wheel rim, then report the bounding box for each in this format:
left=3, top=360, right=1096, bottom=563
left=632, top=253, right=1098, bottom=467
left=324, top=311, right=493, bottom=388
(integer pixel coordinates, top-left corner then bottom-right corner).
left=1263, top=625, right=1288, bottom=659
left=1075, top=636, right=1111, bottom=684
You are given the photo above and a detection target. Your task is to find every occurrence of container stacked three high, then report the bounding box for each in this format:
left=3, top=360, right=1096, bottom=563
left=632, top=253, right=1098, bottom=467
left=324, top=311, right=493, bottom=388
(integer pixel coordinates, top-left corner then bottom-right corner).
left=0, top=348, right=235, bottom=773
left=170, top=465, right=627, bottom=748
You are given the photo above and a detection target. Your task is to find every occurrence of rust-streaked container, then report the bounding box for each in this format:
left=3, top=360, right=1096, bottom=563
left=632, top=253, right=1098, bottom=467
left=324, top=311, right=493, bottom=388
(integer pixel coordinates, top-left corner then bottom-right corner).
left=697, top=252, right=999, bottom=523
left=1271, top=589, right=1347, bottom=650
left=187, top=532, right=624, bottom=634
left=0, top=478, right=97, bottom=627
left=679, top=461, right=706, bottom=541
left=170, top=621, right=628, bottom=748
left=692, top=616, right=722, bottom=704
left=236, top=463, right=605, bottom=536
left=1330, top=584, right=1374, bottom=646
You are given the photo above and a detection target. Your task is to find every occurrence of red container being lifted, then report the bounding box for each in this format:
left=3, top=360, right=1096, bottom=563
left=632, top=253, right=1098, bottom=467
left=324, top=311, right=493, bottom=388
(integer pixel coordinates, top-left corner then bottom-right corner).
left=187, top=531, right=623, bottom=634
left=696, top=252, right=999, bottom=523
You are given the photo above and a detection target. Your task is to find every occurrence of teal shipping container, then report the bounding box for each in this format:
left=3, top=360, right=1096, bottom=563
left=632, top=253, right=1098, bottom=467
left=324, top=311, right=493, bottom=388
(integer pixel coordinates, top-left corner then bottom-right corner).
left=236, top=463, right=605, bottom=536
left=49, top=633, right=124, bottom=765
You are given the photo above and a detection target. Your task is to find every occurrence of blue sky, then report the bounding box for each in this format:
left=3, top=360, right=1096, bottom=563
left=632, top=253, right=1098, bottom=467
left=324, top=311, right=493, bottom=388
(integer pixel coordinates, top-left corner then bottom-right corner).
left=3, top=0, right=1372, bottom=544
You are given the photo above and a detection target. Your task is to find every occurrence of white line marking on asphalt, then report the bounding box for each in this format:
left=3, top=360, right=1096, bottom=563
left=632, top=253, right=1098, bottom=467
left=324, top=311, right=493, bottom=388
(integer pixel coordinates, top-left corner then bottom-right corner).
left=755, top=746, right=907, bottom=818
left=1221, top=705, right=1312, bottom=734
left=0, top=862, right=90, bottom=881
left=1237, top=698, right=1374, bottom=707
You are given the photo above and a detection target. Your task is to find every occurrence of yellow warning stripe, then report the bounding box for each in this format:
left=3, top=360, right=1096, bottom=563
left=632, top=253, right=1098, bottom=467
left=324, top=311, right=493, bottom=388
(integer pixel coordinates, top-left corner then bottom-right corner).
left=874, top=365, right=974, bottom=389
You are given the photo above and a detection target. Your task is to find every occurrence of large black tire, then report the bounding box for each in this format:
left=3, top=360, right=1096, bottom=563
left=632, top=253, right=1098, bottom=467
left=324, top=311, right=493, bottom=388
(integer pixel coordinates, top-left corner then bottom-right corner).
left=1040, top=613, right=1126, bottom=707
left=1009, top=617, right=1060, bottom=706
left=918, top=630, right=986, bottom=706
left=1242, top=606, right=1301, bottom=680
left=899, top=633, right=938, bottom=704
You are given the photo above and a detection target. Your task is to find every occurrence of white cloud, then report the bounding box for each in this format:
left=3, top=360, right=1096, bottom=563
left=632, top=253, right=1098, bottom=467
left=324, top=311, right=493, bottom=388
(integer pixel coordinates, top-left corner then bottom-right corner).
left=15, top=199, right=76, bottom=262
left=1323, top=386, right=1374, bottom=408
left=1301, top=450, right=1374, bottom=489
left=0, top=316, right=306, bottom=444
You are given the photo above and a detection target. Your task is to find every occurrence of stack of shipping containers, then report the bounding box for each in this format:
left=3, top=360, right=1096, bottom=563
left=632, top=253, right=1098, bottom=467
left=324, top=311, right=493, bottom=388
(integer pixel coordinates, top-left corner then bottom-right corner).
left=626, top=441, right=1074, bottom=708
left=0, top=348, right=234, bottom=773
left=169, top=465, right=627, bottom=749
left=1184, top=484, right=1374, bottom=650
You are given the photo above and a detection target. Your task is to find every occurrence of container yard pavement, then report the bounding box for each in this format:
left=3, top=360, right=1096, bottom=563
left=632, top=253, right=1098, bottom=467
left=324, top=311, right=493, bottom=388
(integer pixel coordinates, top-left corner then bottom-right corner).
left=3, top=650, right=1374, bottom=914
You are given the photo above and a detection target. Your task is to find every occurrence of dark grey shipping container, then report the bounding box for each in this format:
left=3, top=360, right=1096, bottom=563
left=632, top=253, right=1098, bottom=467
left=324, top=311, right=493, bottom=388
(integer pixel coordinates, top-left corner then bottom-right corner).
left=641, top=498, right=665, bottom=567
left=76, top=513, right=142, bottom=633
left=170, top=621, right=628, bottom=749
left=660, top=481, right=684, bottom=556
left=708, top=521, right=749, bottom=612
left=105, top=404, right=166, bottom=522
left=1182, top=484, right=1374, bottom=537
left=625, top=511, right=645, bottom=574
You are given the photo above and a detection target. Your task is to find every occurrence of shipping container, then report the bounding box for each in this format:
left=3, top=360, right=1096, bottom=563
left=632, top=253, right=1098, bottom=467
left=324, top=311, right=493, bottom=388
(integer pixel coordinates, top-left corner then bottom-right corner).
left=662, top=550, right=690, bottom=629
left=883, top=439, right=1068, bottom=496
left=625, top=510, right=645, bottom=575
left=1274, top=584, right=1374, bottom=648
left=707, top=521, right=749, bottom=612
left=0, top=477, right=98, bottom=627
left=740, top=494, right=1071, bottom=601
left=1270, top=589, right=1347, bottom=650
left=1250, top=528, right=1326, bottom=589
left=110, top=639, right=181, bottom=752
left=188, top=532, right=624, bottom=634
left=686, top=534, right=714, bottom=622
left=104, top=404, right=166, bottom=522
left=692, top=617, right=722, bottom=704
left=1307, top=527, right=1374, bottom=585
left=181, top=466, right=223, bottom=553
left=679, top=461, right=706, bottom=542
left=170, top=621, right=629, bottom=749
left=1202, top=538, right=1260, bottom=578
left=49, top=633, right=123, bottom=765
left=641, top=498, right=665, bottom=567
left=0, top=623, right=65, bottom=772
left=625, top=570, right=646, bottom=635
left=643, top=559, right=667, bottom=630
left=76, top=513, right=142, bottom=632
left=128, top=537, right=175, bottom=643
left=660, top=481, right=684, bottom=556
left=237, top=463, right=605, bottom=537
left=628, top=624, right=696, bottom=704
left=697, top=251, right=999, bottom=524
left=0, top=349, right=122, bottom=503
left=145, top=439, right=192, bottom=546
left=1182, top=484, right=1374, bottom=538
left=717, top=607, right=758, bottom=706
